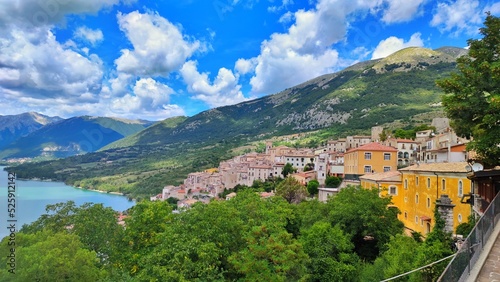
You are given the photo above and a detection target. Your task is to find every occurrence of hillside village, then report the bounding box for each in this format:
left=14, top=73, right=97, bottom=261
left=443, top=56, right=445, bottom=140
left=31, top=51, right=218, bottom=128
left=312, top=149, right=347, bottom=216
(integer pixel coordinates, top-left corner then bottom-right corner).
left=151, top=117, right=480, bottom=236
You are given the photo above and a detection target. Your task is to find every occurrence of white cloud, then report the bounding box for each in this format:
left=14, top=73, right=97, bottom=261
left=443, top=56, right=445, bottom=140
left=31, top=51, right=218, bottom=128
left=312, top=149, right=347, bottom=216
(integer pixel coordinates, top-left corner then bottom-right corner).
left=351, top=46, right=371, bottom=60
left=431, top=0, right=483, bottom=35
left=371, top=33, right=424, bottom=59
left=115, top=11, right=203, bottom=76
left=0, top=28, right=103, bottom=100
left=279, top=11, right=294, bottom=23
left=74, top=26, right=104, bottom=45
left=109, top=78, right=184, bottom=120
left=382, top=0, right=426, bottom=23
left=235, top=58, right=256, bottom=75
left=180, top=60, right=247, bottom=107
left=244, top=0, right=388, bottom=94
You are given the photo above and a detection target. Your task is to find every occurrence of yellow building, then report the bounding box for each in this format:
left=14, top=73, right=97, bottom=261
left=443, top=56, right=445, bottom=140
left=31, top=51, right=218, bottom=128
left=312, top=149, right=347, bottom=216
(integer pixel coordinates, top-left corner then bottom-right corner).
left=398, top=162, right=472, bottom=235
left=360, top=170, right=402, bottom=198
left=344, top=142, right=398, bottom=181
left=360, top=162, right=472, bottom=236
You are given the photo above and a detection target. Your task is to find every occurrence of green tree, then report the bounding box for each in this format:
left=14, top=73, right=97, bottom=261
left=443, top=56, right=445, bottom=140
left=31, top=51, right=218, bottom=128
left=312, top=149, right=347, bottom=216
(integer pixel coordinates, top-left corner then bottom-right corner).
left=120, top=200, right=173, bottom=275
left=437, top=13, right=500, bottom=167
left=379, top=130, right=388, bottom=142
left=282, top=163, right=297, bottom=178
left=456, top=214, right=476, bottom=237
left=328, top=186, right=404, bottom=261
left=0, top=231, right=105, bottom=281
left=307, top=179, right=320, bottom=196
left=21, top=201, right=79, bottom=233
left=229, top=225, right=308, bottom=281
left=276, top=177, right=308, bottom=204
left=325, top=176, right=342, bottom=188
left=300, top=222, right=359, bottom=281
left=410, top=205, right=453, bottom=282
left=360, top=234, right=421, bottom=282
left=72, top=203, right=123, bottom=264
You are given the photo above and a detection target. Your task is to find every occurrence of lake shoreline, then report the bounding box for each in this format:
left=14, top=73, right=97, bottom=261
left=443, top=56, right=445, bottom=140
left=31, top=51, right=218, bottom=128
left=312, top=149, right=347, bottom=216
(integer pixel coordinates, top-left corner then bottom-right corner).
left=73, top=186, right=126, bottom=196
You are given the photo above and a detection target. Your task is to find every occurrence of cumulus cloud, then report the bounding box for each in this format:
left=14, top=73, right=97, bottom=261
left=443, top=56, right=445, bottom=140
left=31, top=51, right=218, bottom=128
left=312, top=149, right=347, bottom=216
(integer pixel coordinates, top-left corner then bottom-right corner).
left=371, top=33, right=424, bottom=59
left=431, top=0, right=483, bottom=35
left=0, top=28, right=103, bottom=100
left=74, top=26, right=104, bottom=46
left=244, top=0, right=389, bottom=94
left=109, top=78, right=184, bottom=120
left=115, top=11, right=203, bottom=76
left=235, top=58, right=257, bottom=75
left=382, top=0, right=426, bottom=23
left=0, top=0, right=134, bottom=119
left=180, top=60, right=247, bottom=107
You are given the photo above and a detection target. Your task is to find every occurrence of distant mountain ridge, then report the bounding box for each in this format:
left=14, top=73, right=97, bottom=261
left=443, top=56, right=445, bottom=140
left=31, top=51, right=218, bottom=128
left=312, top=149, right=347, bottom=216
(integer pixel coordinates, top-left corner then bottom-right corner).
left=0, top=115, right=154, bottom=160
left=0, top=112, right=62, bottom=150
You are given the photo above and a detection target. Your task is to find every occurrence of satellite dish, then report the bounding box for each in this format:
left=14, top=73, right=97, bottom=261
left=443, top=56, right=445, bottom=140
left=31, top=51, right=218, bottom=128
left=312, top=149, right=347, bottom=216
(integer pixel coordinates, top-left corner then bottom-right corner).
left=472, top=163, right=484, bottom=172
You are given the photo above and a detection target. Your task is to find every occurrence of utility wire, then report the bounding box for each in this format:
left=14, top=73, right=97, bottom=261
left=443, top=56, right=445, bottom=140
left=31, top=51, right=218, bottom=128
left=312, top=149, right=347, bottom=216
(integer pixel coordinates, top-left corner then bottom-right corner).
left=380, top=253, right=457, bottom=282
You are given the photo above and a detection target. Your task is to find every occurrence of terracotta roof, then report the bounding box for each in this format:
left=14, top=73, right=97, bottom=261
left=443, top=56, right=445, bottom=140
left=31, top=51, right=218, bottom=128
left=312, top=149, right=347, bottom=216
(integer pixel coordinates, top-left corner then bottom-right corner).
left=399, top=162, right=469, bottom=173
left=360, top=170, right=401, bottom=181
left=346, top=142, right=398, bottom=153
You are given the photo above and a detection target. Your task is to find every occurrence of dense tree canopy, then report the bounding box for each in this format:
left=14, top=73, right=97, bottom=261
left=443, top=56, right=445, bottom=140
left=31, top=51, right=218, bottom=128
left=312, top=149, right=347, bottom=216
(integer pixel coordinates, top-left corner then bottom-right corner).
left=437, top=13, right=500, bottom=167
left=0, top=186, right=426, bottom=281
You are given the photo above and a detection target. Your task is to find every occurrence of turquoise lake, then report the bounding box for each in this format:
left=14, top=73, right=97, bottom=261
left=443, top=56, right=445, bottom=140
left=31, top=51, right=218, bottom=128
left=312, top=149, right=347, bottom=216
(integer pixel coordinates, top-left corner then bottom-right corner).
left=0, top=167, right=135, bottom=239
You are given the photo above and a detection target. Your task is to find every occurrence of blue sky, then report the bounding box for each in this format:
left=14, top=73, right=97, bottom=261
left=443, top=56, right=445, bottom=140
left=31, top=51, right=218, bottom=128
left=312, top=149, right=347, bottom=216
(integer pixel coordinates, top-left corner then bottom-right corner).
left=0, top=0, right=499, bottom=120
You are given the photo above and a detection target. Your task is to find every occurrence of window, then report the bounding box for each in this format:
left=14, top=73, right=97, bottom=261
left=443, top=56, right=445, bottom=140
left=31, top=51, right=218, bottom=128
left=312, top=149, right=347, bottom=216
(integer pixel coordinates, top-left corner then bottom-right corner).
left=389, top=186, right=397, bottom=195
left=384, top=166, right=391, bottom=172
left=427, top=178, right=431, bottom=188
left=442, top=179, right=446, bottom=191
left=458, top=214, right=463, bottom=223
left=384, top=153, right=391, bottom=160
left=364, top=152, right=372, bottom=160
left=404, top=179, right=408, bottom=190
left=415, top=216, right=419, bottom=224
left=404, top=212, right=408, bottom=219
left=458, top=180, right=463, bottom=197
left=415, top=194, right=419, bottom=204
left=416, top=177, right=419, bottom=186
left=427, top=197, right=431, bottom=208
left=364, top=165, right=372, bottom=173
left=404, top=197, right=408, bottom=203
left=426, top=222, right=431, bottom=234
left=427, top=141, right=433, bottom=150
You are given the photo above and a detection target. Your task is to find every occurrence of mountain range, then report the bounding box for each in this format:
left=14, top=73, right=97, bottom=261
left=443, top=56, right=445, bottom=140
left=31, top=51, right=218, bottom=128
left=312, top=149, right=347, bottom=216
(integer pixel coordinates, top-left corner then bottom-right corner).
left=5, top=46, right=467, bottom=199
left=0, top=115, right=154, bottom=160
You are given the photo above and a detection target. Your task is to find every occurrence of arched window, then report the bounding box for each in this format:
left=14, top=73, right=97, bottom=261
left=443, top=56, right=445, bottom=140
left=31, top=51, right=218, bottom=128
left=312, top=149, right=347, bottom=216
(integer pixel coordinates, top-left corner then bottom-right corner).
left=415, top=194, right=419, bottom=204
left=404, top=179, right=408, bottom=190
left=427, top=178, right=431, bottom=188
left=427, top=197, right=431, bottom=208
left=426, top=222, right=431, bottom=234
left=458, top=180, right=463, bottom=197
left=442, top=179, right=446, bottom=191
